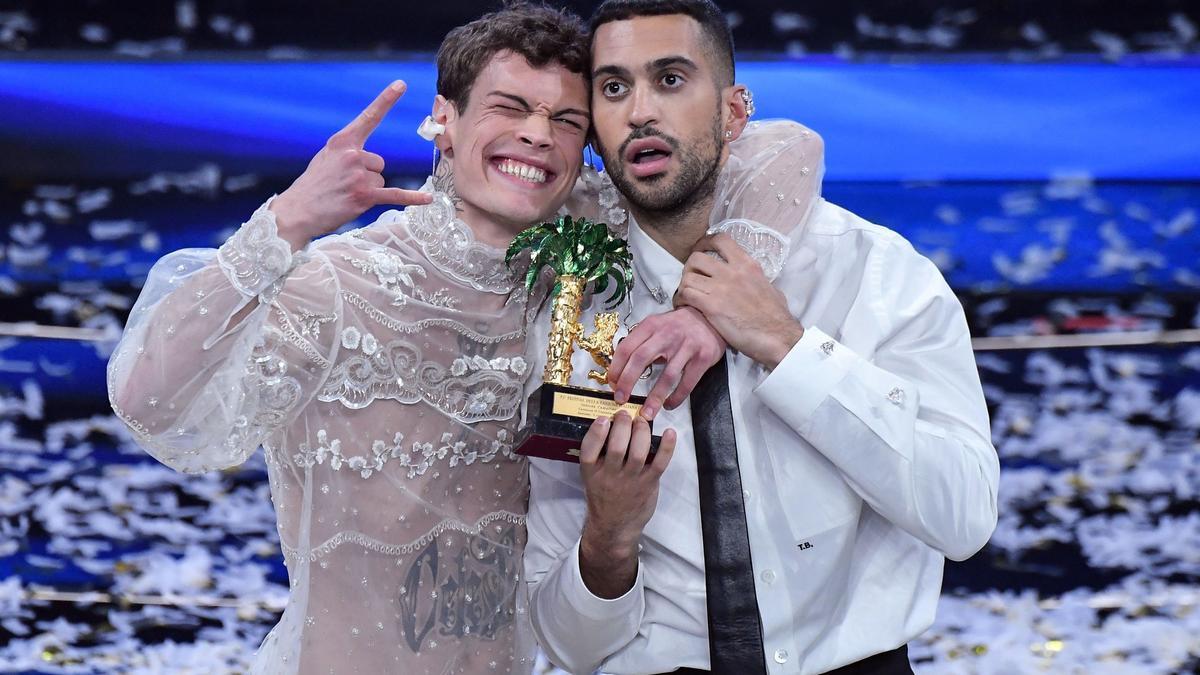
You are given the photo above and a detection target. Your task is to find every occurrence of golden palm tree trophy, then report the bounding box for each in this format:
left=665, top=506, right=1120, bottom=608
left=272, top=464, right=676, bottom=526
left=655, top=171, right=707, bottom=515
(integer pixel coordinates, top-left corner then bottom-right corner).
left=506, top=216, right=660, bottom=463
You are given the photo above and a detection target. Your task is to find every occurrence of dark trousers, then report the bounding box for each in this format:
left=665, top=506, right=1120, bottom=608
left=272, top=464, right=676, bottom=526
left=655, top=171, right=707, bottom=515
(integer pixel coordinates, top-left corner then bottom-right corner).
left=662, top=644, right=914, bottom=675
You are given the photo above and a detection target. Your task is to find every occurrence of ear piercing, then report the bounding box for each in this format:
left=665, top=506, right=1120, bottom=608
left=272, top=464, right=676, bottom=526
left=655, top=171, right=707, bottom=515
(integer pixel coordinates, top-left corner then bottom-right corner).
left=741, top=89, right=756, bottom=118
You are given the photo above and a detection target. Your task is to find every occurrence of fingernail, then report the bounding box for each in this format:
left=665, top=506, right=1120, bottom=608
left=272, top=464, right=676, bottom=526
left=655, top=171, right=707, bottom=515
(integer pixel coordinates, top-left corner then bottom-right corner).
left=615, top=390, right=627, bottom=403
left=642, top=405, right=656, bottom=420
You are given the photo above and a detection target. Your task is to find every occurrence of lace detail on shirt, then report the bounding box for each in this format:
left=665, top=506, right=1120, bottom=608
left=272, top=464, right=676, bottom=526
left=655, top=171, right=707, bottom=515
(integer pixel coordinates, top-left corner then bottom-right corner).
left=579, top=165, right=628, bottom=234
left=217, top=197, right=294, bottom=299
left=343, top=290, right=524, bottom=345
left=295, top=307, right=336, bottom=338
left=317, top=334, right=526, bottom=423
left=247, top=326, right=305, bottom=430
left=342, top=250, right=426, bottom=304
left=270, top=303, right=331, bottom=370
left=281, top=511, right=525, bottom=562
left=450, top=355, right=528, bottom=378
left=403, top=190, right=515, bottom=295
left=708, top=218, right=790, bottom=281
left=292, top=427, right=519, bottom=480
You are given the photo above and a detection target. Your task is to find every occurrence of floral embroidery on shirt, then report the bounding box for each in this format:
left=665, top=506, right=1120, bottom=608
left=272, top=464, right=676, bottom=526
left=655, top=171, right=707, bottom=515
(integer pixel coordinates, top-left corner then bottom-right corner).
left=293, top=429, right=518, bottom=479
left=449, top=355, right=528, bottom=378
left=296, top=307, right=336, bottom=338
left=293, top=429, right=406, bottom=479
left=344, top=250, right=426, bottom=305
left=319, top=335, right=525, bottom=422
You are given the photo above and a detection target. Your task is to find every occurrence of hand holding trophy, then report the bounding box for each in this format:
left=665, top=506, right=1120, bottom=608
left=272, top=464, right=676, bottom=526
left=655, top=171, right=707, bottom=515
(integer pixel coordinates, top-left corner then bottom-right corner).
left=507, top=216, right=661, bottom=463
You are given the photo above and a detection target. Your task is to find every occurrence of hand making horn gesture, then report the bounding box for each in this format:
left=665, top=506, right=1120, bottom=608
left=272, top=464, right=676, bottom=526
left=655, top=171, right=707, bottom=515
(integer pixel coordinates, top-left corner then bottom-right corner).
left=270, top=80, right=434, bottom=251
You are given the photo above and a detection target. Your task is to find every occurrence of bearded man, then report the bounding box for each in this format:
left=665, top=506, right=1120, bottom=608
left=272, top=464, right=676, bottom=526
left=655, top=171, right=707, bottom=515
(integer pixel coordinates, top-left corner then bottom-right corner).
left=524, top=2, right=1000, bottom=674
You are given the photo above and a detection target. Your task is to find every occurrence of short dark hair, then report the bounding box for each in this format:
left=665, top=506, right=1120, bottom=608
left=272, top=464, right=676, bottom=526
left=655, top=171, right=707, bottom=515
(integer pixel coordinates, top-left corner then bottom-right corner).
left=589, top=0, right=735, bottom=86
left=437, top=1, right=590, bottom=108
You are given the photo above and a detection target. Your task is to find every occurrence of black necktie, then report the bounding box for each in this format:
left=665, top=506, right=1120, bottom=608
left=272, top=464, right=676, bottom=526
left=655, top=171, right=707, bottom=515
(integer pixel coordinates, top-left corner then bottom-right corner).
left=690, top=356, right=767, bottom=674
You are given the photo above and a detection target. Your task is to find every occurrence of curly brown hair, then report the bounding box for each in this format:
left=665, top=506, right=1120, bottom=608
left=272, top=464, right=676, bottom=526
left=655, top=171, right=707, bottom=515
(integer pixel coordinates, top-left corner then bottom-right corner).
left=436, top=1, right=590, bottom=109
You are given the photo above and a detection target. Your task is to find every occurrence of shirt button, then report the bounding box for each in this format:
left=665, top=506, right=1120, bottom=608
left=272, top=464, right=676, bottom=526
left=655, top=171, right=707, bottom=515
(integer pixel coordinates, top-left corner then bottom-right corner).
left=761, top=569, right=776, bottom=584
left=774, top=649, right=789, bottom=664
left=743, top=489, right=752, bottom=501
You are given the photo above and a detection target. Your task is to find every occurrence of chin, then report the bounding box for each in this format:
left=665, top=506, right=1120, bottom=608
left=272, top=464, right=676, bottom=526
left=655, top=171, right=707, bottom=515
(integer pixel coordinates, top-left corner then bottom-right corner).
left=504, top=189, right=564, bottom=223
left=622, top=181, right=673, bottom=211
left=492, top=197, right=556, bottom=228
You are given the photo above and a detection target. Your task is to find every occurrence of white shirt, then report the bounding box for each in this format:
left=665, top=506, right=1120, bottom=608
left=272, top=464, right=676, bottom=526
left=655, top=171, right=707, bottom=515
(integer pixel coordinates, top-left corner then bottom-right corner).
left=523, top=199, right=1000, bottom=675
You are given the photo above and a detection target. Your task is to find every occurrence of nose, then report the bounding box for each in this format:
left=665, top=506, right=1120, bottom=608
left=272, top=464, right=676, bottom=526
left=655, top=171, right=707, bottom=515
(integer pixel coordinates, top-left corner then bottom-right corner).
left=518, top=113, right=554, bottom=150
left=628, top=87, right=659, bottom=129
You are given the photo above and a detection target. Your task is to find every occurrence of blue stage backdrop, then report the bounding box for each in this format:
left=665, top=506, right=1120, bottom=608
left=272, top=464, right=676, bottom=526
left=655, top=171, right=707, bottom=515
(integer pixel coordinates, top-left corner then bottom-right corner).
left=2, top=59, right=1198, bottom=181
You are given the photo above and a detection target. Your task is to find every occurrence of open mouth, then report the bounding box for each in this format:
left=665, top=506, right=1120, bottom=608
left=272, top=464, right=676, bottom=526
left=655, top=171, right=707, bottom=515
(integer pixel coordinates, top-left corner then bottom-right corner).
left=492, top=156, right=552, bottom=185
left=624, top=138, right=674, bottom=178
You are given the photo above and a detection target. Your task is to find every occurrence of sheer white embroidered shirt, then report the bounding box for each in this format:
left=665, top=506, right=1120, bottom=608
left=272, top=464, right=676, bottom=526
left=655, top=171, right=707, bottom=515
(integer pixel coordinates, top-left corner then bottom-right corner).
left=108, top=184, right=536, bottom=675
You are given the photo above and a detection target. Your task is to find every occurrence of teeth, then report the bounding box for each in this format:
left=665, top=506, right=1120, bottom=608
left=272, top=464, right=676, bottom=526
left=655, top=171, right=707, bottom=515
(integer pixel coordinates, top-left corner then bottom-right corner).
left=497, top=159, right=546, bottom=184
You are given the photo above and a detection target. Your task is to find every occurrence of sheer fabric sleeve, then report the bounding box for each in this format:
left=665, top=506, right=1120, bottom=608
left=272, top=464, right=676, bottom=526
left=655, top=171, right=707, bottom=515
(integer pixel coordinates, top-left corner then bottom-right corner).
left=710, top=119, right=826, bottom=280
left=107, top=199, right=340, bottom=473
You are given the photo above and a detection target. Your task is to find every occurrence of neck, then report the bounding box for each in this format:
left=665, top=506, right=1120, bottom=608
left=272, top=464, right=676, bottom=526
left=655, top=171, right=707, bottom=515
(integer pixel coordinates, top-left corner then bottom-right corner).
left=630, top=190, right=716, bottom=262
left=431, top=157, right=516, bottom=249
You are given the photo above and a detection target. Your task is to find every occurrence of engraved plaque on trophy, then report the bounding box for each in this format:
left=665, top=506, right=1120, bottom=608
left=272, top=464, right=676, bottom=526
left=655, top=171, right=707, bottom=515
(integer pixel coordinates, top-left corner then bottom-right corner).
left=506, top=216, right=661, bottom=463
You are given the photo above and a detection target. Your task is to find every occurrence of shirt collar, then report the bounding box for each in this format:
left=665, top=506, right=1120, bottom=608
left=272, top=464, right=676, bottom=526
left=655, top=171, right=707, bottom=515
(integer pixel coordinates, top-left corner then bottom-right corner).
left=628, top=214, right=685, bottom=299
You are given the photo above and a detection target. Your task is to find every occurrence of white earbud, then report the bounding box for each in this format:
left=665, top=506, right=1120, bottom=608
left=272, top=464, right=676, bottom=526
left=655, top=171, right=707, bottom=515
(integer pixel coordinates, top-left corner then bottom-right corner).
left=417, top=115, right=446, bottom=141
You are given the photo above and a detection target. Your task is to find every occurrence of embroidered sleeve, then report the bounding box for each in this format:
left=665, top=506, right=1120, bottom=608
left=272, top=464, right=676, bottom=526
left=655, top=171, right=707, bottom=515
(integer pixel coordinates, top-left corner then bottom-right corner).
left=216, top=196, right=296, bottom=301
left=107, top=202, right=340, bottom=473
left=706, top=218, right=790, bottom=280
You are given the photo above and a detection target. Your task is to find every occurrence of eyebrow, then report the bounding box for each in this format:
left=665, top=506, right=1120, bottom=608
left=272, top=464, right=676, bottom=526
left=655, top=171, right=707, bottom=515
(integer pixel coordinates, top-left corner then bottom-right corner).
left=649, top=56, right=699, bottom=73
left=592, top=55, right=700, bottom=79
left=592, top=64, right=632, bottom=79
left=485, top=91, right=588, bottom=119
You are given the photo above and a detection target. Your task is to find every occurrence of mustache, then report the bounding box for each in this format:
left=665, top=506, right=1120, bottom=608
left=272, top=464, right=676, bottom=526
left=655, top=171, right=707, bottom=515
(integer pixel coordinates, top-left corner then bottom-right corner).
left=617, top=127, right=680, bottom=160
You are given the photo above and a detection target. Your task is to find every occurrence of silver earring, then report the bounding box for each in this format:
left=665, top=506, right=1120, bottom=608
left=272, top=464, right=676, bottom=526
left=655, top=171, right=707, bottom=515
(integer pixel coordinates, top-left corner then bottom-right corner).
left=725, top=130, right=733, bottom=140
left=741, top=89, right=756, bottom=118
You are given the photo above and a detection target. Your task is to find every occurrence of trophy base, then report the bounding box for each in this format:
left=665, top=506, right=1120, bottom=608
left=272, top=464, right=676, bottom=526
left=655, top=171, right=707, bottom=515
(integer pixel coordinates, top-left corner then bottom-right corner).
left=514, top=383, right=662, bottom=463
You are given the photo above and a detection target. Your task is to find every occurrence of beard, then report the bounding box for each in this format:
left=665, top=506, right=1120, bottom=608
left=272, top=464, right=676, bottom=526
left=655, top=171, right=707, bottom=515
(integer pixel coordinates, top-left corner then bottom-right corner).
left=597, top=114, right=725, bottom=224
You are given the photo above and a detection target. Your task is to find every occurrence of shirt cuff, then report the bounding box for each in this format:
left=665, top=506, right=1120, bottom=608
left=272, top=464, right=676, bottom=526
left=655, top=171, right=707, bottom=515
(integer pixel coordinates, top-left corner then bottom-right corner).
left=566, top=538, right=644, bottom=620
left=216, top=195, right=295, bottom=301
left=755, top=326, right=856, bottom=434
